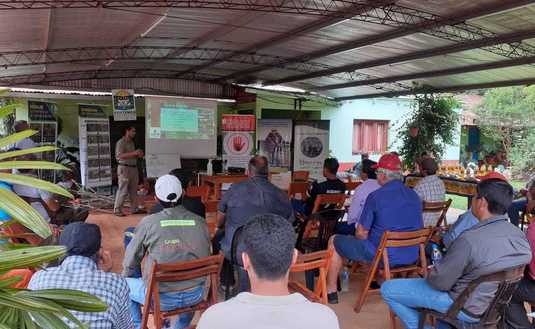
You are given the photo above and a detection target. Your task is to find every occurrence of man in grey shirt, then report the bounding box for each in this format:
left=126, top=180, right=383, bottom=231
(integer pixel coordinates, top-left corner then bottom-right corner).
left=123, top=174, right=210, bottom=329
left=197, top=213, right=339, bottom=329
left=380, top=178, right=532, bottom=329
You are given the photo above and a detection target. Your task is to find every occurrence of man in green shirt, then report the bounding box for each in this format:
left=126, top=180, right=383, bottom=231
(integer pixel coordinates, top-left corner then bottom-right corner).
left=123, top=174, right=210, bottom=329
left=114, top=126, right=144, bottom=216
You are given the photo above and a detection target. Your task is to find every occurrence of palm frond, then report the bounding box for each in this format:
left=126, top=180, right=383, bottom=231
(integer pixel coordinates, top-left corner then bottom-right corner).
left=0, top=131, right=38, bottom=149
left=0, top=189, right=51, bottom=239
left=0, top=146, right=57, bottom=161
left=0, top=173, right=73, bottom=199
left=0, top=246, right=65, bottom=272
left=0, top=161, right=68, bottom=171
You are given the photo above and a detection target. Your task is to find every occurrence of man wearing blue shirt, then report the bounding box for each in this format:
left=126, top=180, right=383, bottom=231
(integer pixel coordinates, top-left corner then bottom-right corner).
left=326, top=153, right=423, bottom=304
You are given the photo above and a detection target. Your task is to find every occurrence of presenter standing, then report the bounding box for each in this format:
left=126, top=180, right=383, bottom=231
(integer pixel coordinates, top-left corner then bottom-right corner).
left=114, top=126, right=144, bottom=217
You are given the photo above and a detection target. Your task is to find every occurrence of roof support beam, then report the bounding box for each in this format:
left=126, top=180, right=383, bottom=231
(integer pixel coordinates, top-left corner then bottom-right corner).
left=0, top=69, right=222, bottom=85
left=225, top=0, right=535, bottom=82
left=0, top=1, right=382, bottom=17
left=335, top=77, right=535, bottom=101
left=265, top=27, right=535, bottom=85
left=314, top=56, right=535, bottom=91
left=172, top=0, right=394, bottom=79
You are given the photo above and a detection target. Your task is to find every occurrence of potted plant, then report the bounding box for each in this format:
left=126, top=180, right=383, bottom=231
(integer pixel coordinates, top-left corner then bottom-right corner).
left=397, top=87, right=459, bottom=171
left=0, top=92, right=107, bottom=328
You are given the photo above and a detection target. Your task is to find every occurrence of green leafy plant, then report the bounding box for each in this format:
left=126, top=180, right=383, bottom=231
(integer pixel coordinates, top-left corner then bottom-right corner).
left=0, top=90, right=107, bottom=328
left=397, top=88, right=459, bottom=170
left=476, top=86, right=535, bottom=178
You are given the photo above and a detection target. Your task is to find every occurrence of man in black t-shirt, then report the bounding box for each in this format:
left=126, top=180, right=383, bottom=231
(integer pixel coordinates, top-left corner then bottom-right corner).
left=305, top=158, right=346, bottom=215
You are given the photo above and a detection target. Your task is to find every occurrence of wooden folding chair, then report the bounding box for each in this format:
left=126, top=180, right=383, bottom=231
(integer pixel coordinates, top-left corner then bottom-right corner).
left=292, top=170, right=310, bottom=182
left=423, top=199, right=452, bottom=228
left=423, top=199, right=452, bottom=244
left=345, top=181, right=362, bottom=194
left=288, top=181, right=310, bottom=201
left=299, top=194, right=347, bottom=242
left=354, top=228, right=432, bottom=329
left=186, top=185, right=210, bottom=203
left=311, top=194, right=347, bottom=214
left=141, top=254, right=224, bottom=329
left=289, top=249, right=333, bottom=305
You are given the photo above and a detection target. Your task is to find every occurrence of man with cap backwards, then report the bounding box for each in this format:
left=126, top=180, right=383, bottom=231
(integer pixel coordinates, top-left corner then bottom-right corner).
left=123, top=174, right=210, bottom=329
left=28, top=222, right=134, bottom=329
left=325, top=153, right=424, bottom=304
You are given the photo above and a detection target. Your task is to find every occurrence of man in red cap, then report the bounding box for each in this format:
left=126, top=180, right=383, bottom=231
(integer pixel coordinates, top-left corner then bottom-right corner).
left=326, top=153, right=423, bottom=304
left=441, top=172, right=508, bottom=248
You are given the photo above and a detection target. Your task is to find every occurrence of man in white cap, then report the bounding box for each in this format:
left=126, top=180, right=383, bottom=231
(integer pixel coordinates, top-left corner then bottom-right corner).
left=123, top=174, right=210, bottom=329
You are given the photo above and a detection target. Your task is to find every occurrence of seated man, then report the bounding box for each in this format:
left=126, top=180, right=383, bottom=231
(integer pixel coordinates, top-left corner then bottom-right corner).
left=353, top=153, right=369, bottom=176
left=54, top=170, right=89, bottom=224
left=413, top=156, right=446, bottom=227
left=216, top=155, right=294, bottom=291
left=28, top=222, right=133, bottom=329
left=501, top=220, right=535, bottom=328
left=305, top=157, right=347, bottom=215
left=197, top=213, right=340, bottom=329
left=507, top=175, right=535, bottom=226
left=441, top=172, right=508, bottom=249
left=13, top=154, right=59, bottom=223
left=150, top=168, right=205, bottom=218
left=381, top=178, right=532, bottom=329
left=123, top=174, right=210, bottom=329
left=335, top=159, right=380, bottom=235
left=14, top=120, right=37, bottom=150
left=327, top=153, right=423, bottom=304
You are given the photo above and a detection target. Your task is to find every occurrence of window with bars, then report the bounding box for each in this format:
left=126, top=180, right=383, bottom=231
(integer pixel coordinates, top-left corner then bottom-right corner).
left=352, top=119, right=389, bottom=154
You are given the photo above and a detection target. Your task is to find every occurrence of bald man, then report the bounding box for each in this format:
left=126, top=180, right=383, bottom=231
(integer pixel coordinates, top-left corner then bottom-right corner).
left=215, top=156, right=294, bottom=291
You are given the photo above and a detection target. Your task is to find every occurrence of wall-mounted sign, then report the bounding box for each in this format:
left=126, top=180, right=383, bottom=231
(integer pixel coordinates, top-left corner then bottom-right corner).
left=112, top=89, right=136, bottom=121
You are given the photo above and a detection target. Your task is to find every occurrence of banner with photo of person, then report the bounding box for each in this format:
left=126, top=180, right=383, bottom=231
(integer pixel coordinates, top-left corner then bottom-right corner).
left=293, top=120, right=330, bottom=180
left=222, top=114, right=255, bottom=169
left=257, top=119, right=292, bottom=170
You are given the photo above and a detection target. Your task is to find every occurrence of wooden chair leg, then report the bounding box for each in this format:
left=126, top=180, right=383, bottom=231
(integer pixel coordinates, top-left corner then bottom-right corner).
left=354, top=255, right=381, bottom=312
left=417, top=311, right=426, bottom=329
left=390, top=310, right=397, bottom=329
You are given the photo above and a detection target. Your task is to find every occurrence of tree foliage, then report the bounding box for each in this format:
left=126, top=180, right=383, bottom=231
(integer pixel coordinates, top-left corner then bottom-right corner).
left=477, top=86, right=535, bottom=177
left=397, top=91, right=459, bottom=170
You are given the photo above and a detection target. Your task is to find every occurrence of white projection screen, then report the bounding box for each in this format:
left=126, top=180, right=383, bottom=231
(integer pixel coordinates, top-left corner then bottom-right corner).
left=145, top=96, right=217, bottom=176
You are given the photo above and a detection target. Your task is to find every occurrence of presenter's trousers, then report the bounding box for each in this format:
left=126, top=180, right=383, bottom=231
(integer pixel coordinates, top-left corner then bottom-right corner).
left=114, top=165, right=139, bottom=214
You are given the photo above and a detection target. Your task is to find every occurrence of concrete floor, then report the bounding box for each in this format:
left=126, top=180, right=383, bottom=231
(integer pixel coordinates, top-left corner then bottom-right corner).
left=86, top=211, right=394, bottom=329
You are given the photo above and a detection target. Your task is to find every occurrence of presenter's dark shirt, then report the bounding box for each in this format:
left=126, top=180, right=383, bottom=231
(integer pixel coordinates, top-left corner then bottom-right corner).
left=218, top=176, right=294, bottom=257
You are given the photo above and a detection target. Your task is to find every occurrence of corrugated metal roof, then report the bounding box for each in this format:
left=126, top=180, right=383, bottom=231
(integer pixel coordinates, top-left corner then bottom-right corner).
left=0, top=0, right=535, bottom=100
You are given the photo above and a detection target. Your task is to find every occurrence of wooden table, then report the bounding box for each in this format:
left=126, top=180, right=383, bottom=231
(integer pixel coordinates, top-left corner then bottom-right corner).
left=405, top=174, right=478, bottom=207
left=200, top=174, right=248, bottom=200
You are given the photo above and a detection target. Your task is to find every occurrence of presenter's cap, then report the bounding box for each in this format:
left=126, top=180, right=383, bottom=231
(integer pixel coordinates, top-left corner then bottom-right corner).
left=155, top=174, right=183, bottom=203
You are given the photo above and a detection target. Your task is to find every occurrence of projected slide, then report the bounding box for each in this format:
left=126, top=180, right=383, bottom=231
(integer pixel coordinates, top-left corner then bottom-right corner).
left=148, top=103, right=215, bottom=140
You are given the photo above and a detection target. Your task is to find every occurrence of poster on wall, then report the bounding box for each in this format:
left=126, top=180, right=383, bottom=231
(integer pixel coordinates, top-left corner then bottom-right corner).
left=293, top=120, right=330, bottom=180
left=79, top=105, right=112, bottom=187
left=257, top=119, right=292, bottom=170
left=112, top=89, right=136, bottom=121
left=222, top=114, right=255, bottom=169
left=27, top=101, right=57, bottom=182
